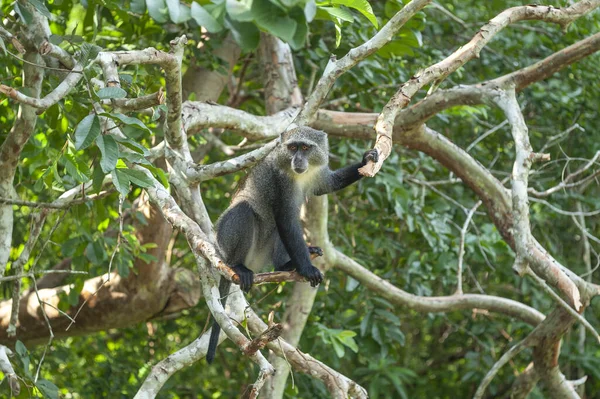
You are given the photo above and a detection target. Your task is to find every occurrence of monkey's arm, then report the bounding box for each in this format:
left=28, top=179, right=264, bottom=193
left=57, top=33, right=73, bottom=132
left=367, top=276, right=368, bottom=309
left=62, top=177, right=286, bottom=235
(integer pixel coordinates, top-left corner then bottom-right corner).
left=273, top=198, right=323, bottom=286
left=313, top=149, right=378, bottom=195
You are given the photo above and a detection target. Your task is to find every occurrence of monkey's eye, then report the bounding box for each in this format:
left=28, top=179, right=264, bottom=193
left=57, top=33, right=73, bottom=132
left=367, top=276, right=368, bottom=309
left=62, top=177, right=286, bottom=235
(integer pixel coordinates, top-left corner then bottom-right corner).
left=301, top=145, right=309, bottom=151
left=289, top=145, right=297, bottom=151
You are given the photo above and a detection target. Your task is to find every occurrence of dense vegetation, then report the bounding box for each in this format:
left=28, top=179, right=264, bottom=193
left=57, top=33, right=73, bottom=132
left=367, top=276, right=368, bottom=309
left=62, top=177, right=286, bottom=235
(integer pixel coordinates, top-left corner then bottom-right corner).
left=1, top=0, right=599, bottom=398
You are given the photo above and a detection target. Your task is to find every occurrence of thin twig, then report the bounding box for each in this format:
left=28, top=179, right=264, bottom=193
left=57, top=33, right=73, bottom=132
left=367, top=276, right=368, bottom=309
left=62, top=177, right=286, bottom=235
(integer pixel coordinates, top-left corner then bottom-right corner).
left=456, top=201, right=482, bottom=295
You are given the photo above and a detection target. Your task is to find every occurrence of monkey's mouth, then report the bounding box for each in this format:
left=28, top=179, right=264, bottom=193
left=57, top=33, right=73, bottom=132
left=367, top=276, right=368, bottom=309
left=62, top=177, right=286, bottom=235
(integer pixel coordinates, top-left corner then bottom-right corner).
left=293, top=167, right=307, bottom=174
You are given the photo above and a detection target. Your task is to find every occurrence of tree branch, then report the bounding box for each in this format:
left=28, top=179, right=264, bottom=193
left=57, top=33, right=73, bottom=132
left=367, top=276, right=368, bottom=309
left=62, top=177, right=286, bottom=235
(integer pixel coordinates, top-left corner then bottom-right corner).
left=359, top=0, right=600, bottom=177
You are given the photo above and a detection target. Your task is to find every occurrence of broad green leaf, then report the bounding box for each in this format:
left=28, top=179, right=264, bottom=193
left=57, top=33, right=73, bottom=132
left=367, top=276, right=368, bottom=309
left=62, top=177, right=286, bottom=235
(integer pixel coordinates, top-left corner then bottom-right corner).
left=121, top=152, right=151, bottom=165
left=112, top=135, right=150, bottom=156
left=289, top=10, right=308, bottom=50
left=331, top=338, right=345, bottom=358
left=304, top=0, right=317, bottom=22
left=78, top=42, right=102, bottom=64
left=49, top=34, right=63, bottom=45
left=226, top=0, right=253, bottom=21
left=131, top=0, right=147, bottom=13
left=63, top=154, right=90, bottom=183
left=324, top=0, right=378, bottom=28
left=74, top=114, right=101, bottom=150
left=225, top=18, right=260, bottom=52
left=28, top=0, right=52, bottom=19
left=85, top=240, right=106, bottom=265
left=96, top=135, right=119, bottom=173
left=15, top=340, right=30, bottom=375
left=13, top=2, right=34, bottom=25
left=319, top=6, right=354, bottom=23
left=167, top=0, right=191, bottom=23
left=146, top=0, right=169, bottom=23
left=120, top=169, right=154, bottom=188
left=252, top=0, right=297, bottom=43
left=100, top=112, right=151, bottom=133
left=96, top=87, right=127, bottom=99
left=92, top=162, right=106, bottom=194
left=166, top=0, right=181, bottom=22
left=36, top=379, right=59, bottom=399
left=141, top=164, right=169, bottom=188
left=111, top=168, right=131, bottom=196
left=191, top=3, right=223, bottom=33
left=116, top=253, right=131, bottom=278
left=377, top=40, right=414, bottom=59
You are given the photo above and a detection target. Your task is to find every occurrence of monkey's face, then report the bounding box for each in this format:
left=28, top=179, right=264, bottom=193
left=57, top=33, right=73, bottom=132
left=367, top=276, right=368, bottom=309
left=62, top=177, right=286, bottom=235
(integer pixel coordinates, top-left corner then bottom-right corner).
left=286, top=141, right=311, bottom=174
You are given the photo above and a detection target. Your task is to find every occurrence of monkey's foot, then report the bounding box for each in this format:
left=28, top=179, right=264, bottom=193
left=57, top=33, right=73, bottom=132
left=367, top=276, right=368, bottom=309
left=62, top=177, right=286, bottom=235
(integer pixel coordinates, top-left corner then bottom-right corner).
left=232, top=264, right=254, bottom=292
left=297, top=265, right=323, bottom=287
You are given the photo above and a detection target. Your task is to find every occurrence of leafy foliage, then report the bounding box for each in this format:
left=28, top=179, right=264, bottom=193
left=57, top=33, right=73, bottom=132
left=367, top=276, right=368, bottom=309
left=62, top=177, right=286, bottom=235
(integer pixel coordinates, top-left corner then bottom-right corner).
left=1, top=0, right=599, bottom=398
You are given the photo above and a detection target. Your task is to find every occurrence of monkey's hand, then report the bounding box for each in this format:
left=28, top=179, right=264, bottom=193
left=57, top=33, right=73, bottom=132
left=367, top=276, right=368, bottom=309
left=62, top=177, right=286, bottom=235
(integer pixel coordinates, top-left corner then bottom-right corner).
left=232, top=264, right=254, bottom=292
left=361, top=149, right=379, bottom=165
left=297, top=264, right=323, bottom=287
left=308, top=246, right=324, bottom=259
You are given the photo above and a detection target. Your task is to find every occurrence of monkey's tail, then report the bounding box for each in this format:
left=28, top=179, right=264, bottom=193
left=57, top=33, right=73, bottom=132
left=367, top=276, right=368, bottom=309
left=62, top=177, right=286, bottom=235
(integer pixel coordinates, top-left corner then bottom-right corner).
left=206, top=277, right=231, bottom=364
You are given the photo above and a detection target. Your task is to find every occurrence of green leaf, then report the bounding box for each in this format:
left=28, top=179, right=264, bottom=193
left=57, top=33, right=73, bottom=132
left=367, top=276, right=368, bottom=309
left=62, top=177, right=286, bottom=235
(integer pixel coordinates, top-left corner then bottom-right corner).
left=112, top=135, right=150, bottom=156
left=191, top=3, right=223, bottom=33
left=334, top=22, right=342, bottom=48
left=49, top=34, right=63, bottom=45
left=252, top=0, right=297, bottom=43
left=226, top=0, right=253, bottom=21
left=331, top=338, right=345, bottom=358
left=360, top=310, right=372, bottom=336
left=166, top=0, right=181, bottom=22
left=78, top=42, right=102, bottom=64
left=121, top=152, right=151, bottom=165
left=319, top=6, right=354, bottom=23
left=324, top=0, right=378, bottom=28
left=377, top=40, right=414, bottom=59
left=74, top=114, right=101, bottom=150
left=96, top=135, right=119, bottom=173
left=28, top=0, right=52, bottom=19
left=225, top=18, right=260, bottom=52
left=167, top=0, right=191, bottom=23
left=14, top=2, right=34, bottom=25
left=36, top=379, right=59, bottom=399
left=96, top=87, right=127, bottom=99
left=120, top=169, right=154, bottom=188
left=115, top=252, right=131, bottom=278
left=15, top=340, right=29, bottom=374
left=111, top=169, right=131, bottom=196
left=85, top=240, right=106, bottom=266
left=92, top=162, right=106, bottom=194
left=304, top=0, right=317, bottom=22
left=140, top=164, right=169, bottom=188
left=131, top=0, right=147, bottom=13
left=146, top=0, right=169, bottom=23
left=289, top=10, right=308, bottom=50
left=99, top=112, right=151, bottom=133
left=63, top=154, right=90, bottom=183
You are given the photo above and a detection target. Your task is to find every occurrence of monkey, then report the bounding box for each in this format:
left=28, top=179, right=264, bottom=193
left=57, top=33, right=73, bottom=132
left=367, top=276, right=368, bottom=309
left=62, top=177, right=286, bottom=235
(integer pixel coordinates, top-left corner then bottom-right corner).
left=206, top=126, right=378, bottom=363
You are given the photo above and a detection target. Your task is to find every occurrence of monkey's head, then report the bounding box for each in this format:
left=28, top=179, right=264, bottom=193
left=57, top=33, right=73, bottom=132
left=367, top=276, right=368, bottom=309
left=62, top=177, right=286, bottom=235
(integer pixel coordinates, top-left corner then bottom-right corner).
left=279, top=127, right=329, bottom=175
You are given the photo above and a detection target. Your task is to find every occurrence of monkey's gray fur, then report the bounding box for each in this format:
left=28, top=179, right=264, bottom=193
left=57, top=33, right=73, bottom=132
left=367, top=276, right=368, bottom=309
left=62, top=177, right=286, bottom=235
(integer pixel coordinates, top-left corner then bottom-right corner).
left=206, top=126, right=378, bottom=363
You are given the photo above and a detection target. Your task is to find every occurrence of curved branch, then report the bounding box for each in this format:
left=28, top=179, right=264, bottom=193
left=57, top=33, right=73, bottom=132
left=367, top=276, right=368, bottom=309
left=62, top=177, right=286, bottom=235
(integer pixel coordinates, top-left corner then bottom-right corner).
left=187, top=139, right=279, bottom=183
left=294, top=0, right=432, bottom=126
left=333, top=250, right=544, bottom=326
left=360, top=0, right=600, bottom=177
